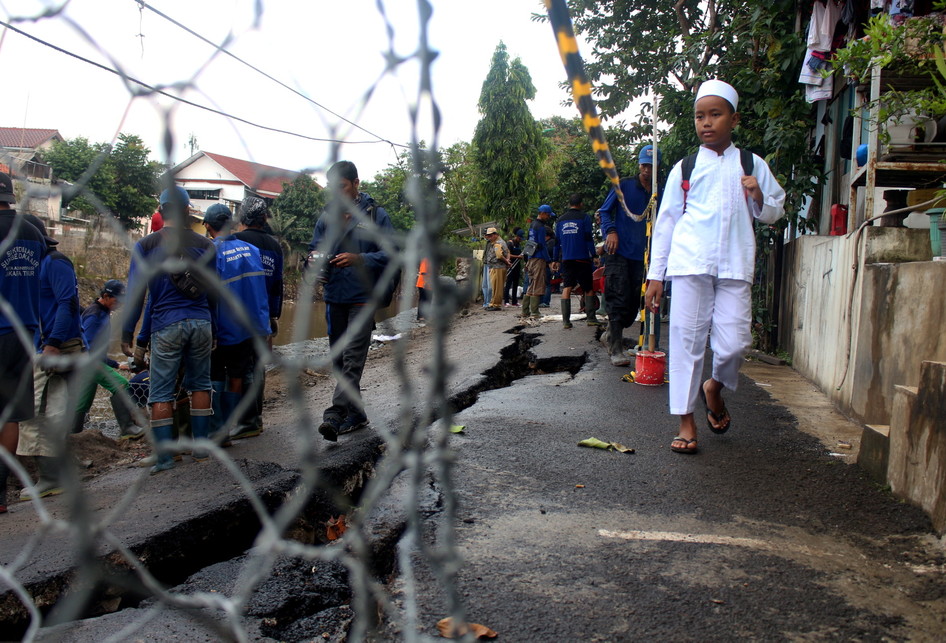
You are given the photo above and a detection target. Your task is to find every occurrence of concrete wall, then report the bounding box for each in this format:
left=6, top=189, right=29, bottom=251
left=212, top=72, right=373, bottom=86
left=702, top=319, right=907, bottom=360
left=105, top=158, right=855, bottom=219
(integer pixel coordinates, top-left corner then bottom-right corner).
left=888, top=361, right=946, bottom=534
left=780, top=227, right=946, bottom=425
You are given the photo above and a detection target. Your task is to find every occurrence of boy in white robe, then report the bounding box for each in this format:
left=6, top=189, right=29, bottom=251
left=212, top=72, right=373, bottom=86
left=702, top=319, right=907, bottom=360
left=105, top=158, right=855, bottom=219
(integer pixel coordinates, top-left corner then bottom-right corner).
left=644, top=79, right=786, bottom=454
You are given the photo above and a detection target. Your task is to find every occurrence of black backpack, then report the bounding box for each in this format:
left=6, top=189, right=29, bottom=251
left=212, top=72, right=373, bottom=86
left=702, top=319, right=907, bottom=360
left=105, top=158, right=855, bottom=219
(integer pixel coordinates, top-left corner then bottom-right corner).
left=680, top=148, right=755, bottom=206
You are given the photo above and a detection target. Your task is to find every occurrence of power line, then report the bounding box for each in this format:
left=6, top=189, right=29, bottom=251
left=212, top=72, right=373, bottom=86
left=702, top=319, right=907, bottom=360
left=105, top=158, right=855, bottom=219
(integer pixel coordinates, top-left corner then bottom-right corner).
left=135, top=0, right=408, bottom=149
left=0, top=19, right=399, bottom=148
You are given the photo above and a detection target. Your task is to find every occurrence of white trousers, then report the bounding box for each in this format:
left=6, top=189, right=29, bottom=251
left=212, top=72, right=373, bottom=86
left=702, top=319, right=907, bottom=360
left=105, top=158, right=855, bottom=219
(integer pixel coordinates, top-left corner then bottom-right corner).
left=668, top=275, right=752, bottom=415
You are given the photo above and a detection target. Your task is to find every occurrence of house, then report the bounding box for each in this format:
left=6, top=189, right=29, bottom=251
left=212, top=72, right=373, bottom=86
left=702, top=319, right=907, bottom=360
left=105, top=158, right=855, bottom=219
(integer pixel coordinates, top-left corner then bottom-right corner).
left=781, top=2, right=946, bottom=531
left=167, top=151, right=302, bottom=217
left=0, top=126, right=64, bottom=225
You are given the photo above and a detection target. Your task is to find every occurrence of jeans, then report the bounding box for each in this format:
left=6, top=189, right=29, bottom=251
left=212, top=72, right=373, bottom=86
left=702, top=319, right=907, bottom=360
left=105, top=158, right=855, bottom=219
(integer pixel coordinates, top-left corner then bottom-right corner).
left=149, top=319, right=213, bottom=404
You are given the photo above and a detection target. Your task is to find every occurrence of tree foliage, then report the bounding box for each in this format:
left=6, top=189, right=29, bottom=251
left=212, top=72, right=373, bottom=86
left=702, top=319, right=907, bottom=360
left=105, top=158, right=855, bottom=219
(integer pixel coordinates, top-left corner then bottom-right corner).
left=544, top=0, right=819, bottom=231
left=271, top=173, right=326, bottom=252
left=42, top=133, right=161, bottom=230
left=536, top=115, right=635, bottom=212
left=472, top=42, right=549, bottom=232
left=361, top=145, right=446, bottom=234
left=441, top=141, right=485, bottom=238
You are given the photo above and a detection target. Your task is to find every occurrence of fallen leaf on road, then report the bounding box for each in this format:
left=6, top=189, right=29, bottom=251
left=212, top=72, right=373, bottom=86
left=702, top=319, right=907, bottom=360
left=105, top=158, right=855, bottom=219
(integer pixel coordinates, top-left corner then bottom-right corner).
left=578, top=438, right=635, bottom=454
left=449, top=424, right=466, bottom=434
left=437, top=617, right=497, bottom=639
left=575, top=484, right=585, bottom=488
left=326, top=515, right=346, bottom=541
left=711, top=599, right=725, bottom=605
left=837, top=440, right=852, bottom=449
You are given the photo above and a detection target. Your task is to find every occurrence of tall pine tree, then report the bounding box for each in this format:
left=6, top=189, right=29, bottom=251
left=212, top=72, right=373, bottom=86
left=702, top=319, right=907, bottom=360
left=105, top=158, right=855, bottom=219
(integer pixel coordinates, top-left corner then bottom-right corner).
left=472, top=42, right=548, bottom=233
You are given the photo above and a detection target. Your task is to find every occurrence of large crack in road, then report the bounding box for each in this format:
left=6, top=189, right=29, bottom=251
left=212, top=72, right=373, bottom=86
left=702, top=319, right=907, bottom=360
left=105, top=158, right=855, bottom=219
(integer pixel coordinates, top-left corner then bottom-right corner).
left=3, top=326, right=588, bottom=641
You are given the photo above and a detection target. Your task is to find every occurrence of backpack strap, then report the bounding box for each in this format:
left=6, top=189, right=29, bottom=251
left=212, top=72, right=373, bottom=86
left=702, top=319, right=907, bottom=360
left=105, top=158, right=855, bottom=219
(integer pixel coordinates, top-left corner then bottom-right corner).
left=739, top=148, right=755, bottom=177
left=680, top=152, right=698, bottom=208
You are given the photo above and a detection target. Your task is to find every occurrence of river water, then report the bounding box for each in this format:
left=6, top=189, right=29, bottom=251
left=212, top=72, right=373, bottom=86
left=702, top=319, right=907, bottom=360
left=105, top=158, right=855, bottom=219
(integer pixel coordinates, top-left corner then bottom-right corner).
left=273, top=299, right=401, bottom=346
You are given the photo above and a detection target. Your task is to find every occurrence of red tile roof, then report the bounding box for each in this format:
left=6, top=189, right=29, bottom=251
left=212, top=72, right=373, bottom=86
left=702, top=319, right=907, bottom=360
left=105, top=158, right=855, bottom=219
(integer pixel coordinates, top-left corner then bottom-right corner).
left=202, top=151, right=299, bottom=197
left=0, top=127, right=62, bottom=149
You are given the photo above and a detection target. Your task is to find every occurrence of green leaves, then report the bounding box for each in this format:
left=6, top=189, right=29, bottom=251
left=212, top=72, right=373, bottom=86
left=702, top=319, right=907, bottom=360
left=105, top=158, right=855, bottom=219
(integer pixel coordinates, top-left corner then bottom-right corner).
left=472, top=42, right=548, bottom=232
left=42, top=133, right=159, bottom=230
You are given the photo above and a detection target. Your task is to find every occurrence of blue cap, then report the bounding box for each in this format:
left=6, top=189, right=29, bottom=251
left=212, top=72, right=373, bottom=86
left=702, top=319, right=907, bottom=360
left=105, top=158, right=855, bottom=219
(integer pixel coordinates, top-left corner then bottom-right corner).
left=538, top=204, right=553, bottom=214
left=638, top=145, right=661, bottom=165
left=159, top=185, right=190, bottom=208
left=203, top=203, right=232, bottom=230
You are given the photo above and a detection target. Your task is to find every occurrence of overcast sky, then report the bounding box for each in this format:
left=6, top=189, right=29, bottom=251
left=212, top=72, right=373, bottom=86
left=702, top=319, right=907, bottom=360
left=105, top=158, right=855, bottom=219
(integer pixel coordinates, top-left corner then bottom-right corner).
left=1, top=0, right=623, bottom=182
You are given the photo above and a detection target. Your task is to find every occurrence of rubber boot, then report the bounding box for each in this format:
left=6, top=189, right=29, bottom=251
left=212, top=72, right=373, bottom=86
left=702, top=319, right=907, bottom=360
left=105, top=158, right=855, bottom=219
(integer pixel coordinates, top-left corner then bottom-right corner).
left=561, top=299, right=573, bottom=329
left=20, top=456, right=63, bottom=500
left=584, top=295, right=600, bottom=326
left=190, top=410, right=212, bottom=462
left=609, top=320, right=630, bottom=367
left=519, top=295, right=533, bottom=322
left=210, top=381, right=226, bottom=441
left=149, top=419, right=176, bottom=475
left=530, top=295, right=541, bottom=320
left=111, top=393, right=144, bottom=441
left=226, top=392, right=259, bottom=440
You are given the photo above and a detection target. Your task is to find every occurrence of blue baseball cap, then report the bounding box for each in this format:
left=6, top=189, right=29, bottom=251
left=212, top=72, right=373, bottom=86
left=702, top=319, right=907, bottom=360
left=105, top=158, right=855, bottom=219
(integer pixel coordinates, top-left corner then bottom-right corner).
left=538, top=204, right=553, bottom=214
left=638, top=145, right=661, bottom=165
left=159, top=185, right=190, bottom=208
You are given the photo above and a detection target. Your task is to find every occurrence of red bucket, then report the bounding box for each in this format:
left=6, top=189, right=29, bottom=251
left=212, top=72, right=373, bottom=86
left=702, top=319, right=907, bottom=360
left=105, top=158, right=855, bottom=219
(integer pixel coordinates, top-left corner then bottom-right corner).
left=634, top=350, right=666, bottom=386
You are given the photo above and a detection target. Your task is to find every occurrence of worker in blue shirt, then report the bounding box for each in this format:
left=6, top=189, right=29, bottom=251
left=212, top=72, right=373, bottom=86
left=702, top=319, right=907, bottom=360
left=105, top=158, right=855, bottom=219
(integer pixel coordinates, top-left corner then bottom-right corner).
left=598, top=145, right=662, bottom=366
left=122, top=186, right=216, bottom=474
left=233, top=197, right=284, bottom=438
left=0, top=175, right=46, bottom=514
left=202, top=203, right=270, bottom=443
left=76, top=280, right=146, bottom=441
left=552, top=194, right=598, bottom=329
left=18, top=214, right=85, bottom=501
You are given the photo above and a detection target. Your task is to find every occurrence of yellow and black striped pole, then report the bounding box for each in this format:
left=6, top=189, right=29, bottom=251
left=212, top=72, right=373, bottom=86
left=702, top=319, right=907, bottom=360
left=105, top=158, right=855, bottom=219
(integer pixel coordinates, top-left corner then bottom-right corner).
left=543, top=0, right=641, bottom=222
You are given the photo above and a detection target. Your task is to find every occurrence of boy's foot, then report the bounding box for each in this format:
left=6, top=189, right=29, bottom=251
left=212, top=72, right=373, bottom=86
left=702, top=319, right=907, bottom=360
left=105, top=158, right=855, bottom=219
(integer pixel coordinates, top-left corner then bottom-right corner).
left=563, top=321, right=573, bottom=329
left=670, top=437, right=698, bottom=454
left=699, top=381, right=731, bottom=434
left=319, top=418, right=341, bottom=442
left=585, top=318, right=601, bottom=326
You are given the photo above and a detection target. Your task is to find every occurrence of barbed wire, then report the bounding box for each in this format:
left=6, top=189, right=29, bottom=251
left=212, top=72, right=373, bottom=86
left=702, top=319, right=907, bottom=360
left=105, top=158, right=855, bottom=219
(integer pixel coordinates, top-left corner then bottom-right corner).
left=0, top=1, right=470, bottom=641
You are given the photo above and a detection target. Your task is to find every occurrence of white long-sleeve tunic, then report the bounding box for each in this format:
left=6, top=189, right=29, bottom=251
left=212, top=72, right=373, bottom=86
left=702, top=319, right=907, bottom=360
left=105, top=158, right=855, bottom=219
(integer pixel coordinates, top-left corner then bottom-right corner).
left=647, top=144, right=785, bottom=284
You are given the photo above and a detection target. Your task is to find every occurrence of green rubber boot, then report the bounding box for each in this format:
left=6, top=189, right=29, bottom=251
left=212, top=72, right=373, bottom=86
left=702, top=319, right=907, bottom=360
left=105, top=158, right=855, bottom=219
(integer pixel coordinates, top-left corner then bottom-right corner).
left=584, top=294, right=600, bottom=326
left=561, top=299, right=573, bottom=329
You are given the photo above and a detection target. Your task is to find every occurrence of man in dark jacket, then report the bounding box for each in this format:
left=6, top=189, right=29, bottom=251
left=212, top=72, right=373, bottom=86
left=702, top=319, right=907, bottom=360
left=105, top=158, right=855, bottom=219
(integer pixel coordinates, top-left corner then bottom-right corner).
left=122, top=186, right=216, bottom=474
left=0, top=174, right=45, bottom=513
left=308, top=161, right=393, bottom=442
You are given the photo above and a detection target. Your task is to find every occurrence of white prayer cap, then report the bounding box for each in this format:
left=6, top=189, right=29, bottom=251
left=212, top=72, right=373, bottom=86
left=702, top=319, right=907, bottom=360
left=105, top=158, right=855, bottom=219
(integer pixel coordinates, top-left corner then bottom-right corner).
left=695, top=79, right=739, bottom=112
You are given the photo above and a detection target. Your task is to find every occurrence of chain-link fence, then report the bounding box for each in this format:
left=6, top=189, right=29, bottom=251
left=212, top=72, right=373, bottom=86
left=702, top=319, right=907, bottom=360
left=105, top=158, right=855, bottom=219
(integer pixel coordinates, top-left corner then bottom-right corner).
left=0, top=2, right=480, bottom=640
